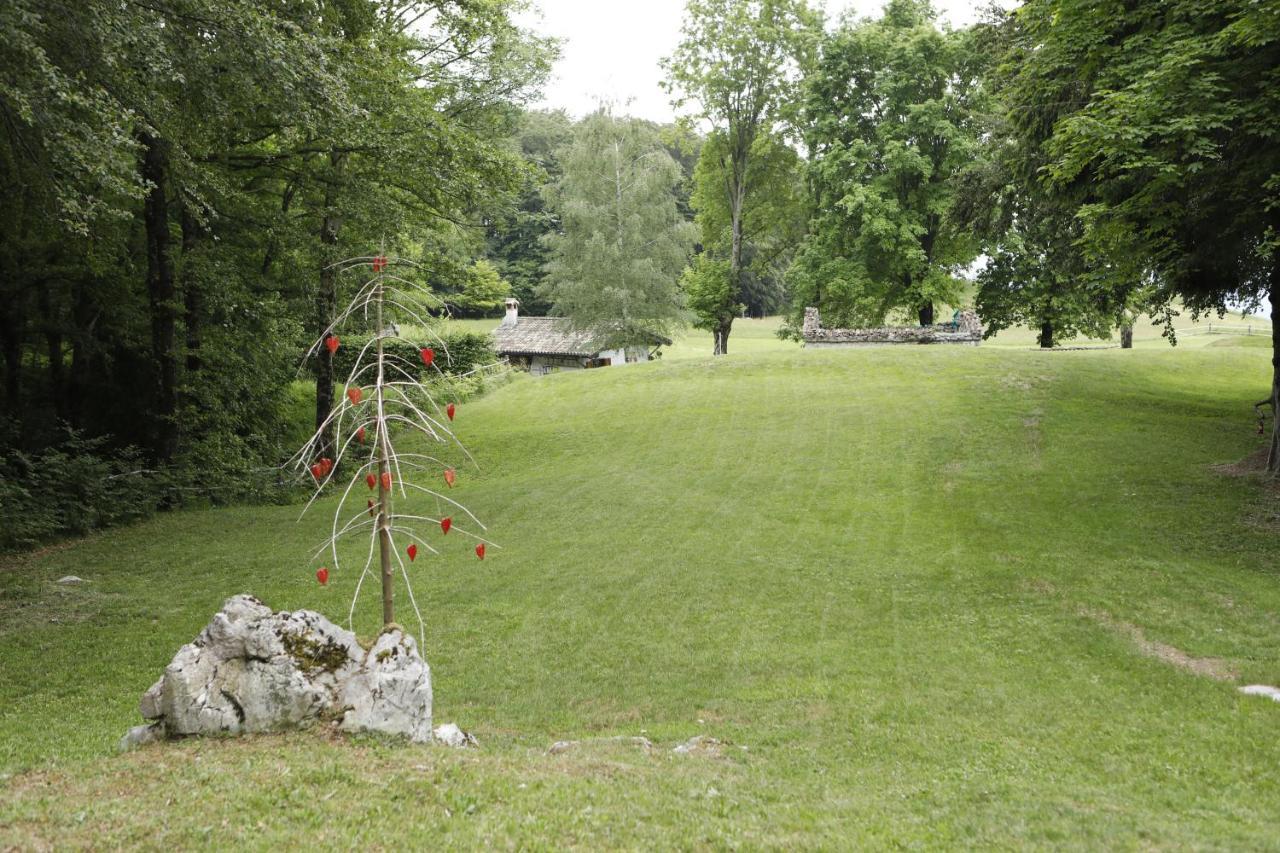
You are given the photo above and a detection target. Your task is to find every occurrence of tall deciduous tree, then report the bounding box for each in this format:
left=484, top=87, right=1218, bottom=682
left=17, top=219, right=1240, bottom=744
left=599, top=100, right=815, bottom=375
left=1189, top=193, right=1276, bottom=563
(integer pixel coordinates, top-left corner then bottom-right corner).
left=690, top=130, right=806, bottom=319
left=788, top=0, right=985, bottom=332
left=1002, top=0, right=1280, bottom=471
left=663, top=0, right=820, bottom=354
left=540, top=108, right=696, bottom=349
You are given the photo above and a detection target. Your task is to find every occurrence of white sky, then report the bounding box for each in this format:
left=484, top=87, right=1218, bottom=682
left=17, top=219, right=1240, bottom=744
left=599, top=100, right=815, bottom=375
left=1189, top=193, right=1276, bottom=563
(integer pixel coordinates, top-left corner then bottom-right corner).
left=515, top=0, right=994, bottom=124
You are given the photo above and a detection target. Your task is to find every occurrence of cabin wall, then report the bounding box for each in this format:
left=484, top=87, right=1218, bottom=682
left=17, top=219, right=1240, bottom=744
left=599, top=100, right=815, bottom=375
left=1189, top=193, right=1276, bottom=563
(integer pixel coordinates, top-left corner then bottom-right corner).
left=505, top=347, right=654, bottom=375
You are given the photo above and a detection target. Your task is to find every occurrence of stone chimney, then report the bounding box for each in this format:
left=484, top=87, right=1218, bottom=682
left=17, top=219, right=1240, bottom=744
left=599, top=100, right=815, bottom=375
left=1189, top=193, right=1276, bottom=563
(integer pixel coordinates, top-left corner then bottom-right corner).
left=502, top=298, right=520, bottom=327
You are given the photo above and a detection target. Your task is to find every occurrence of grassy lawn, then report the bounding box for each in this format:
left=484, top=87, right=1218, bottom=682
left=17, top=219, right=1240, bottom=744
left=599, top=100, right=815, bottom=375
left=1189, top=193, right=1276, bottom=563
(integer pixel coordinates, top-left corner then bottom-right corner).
left=2, top=341, right=1279, bottom=846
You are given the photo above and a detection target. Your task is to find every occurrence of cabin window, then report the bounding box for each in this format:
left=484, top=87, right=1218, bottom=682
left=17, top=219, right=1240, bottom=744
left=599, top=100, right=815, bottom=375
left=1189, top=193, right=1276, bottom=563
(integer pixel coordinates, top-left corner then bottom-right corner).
left=584, top=358, right=612, bottom=369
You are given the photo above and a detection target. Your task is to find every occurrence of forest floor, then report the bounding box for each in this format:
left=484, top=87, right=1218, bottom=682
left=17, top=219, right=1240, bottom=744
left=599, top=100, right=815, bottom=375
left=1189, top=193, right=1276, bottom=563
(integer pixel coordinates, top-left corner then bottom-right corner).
left=2, top=329, right=1279, bottom=847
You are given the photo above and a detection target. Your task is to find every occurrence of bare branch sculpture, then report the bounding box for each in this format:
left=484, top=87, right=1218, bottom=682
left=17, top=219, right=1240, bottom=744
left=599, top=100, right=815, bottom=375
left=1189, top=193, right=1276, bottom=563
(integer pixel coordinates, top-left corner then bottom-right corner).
left=288, top=252, right=492, bottom=643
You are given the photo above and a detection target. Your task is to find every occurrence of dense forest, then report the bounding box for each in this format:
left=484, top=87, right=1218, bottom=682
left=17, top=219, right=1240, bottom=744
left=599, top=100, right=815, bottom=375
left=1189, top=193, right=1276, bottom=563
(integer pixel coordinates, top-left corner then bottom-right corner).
left=1, top=0, right=1276, bottom=549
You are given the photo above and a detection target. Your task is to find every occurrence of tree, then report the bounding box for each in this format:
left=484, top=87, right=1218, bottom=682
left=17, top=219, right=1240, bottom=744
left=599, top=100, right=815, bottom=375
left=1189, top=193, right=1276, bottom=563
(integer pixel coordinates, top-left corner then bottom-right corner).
left=974, top=202, right=1116, bottom=348
left=690, top=130, right=806, bottom=319
left=291, top=1, right=553, bottom=458
left=787, top=0, right=985, bottom=334
left=539, top=108, right=696, bottom=349
left=294, top=252, right=490, bottom=637
left=1001, top=0, right=1280, bottom=471
left=453, top=259, right=512, bottom=316
left=485, top=109, right=574, bottom=315
left=0, top=0, right=555, bottom=547
left=663, top=0, right=821, bottom=354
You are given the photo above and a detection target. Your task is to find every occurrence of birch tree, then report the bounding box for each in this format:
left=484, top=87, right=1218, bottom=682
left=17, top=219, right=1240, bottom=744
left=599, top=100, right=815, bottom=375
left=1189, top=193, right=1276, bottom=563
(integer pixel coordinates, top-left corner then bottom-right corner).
left=540, top=108, right=696, bottom=349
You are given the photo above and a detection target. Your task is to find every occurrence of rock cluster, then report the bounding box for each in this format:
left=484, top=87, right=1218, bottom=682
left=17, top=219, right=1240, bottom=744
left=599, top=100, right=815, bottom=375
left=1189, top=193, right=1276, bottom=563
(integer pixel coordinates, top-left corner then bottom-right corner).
left=802, top=306, right=984, bottom=346
left=121, top=595, right=433, bottom=749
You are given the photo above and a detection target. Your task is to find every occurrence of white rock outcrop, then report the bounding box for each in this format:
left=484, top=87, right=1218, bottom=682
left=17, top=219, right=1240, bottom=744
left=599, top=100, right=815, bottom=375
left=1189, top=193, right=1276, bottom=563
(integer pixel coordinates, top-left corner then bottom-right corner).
left=120, top=595, right=431, bottom=749
left=1240, top=685, right=1280, bottom=703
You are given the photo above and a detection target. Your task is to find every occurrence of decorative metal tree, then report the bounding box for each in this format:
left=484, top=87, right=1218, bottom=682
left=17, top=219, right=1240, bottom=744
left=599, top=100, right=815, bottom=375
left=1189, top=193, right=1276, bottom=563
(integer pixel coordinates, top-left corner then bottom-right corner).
left=288, top=253, right=493, bottom=643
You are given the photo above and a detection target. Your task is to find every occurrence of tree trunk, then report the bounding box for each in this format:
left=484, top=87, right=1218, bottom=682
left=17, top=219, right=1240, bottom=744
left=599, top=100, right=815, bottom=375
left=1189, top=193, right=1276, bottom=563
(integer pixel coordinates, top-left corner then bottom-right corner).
left=39, top=289, right=65, bottom=422
left=918, top=302, right=934, bottom=326
left=713, top=317, right=733, bottom=356
left=181, top=203, right=205, bottom=375
left=314, top=151, right=346, bottom=459
left=1268, top=283, right=1278, bottom=474
left=0, top=299, right=21, bottom=410
left=1038, top=320, right=1054, bottom=349
left=261, top=179, right=297, bottom=277
left=140, top=131, right=179, bottom=463
left=66, top=280, right=94, bottom=429
left=722, top=168, right=747, bottom=357
left=1120, top=324, right=1133, bottom=349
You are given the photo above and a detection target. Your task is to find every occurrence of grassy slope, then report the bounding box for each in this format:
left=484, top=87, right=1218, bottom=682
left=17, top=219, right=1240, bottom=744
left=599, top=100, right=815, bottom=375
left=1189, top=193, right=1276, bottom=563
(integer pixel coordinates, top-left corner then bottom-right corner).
left=2, top=335, right=1278, bottom=847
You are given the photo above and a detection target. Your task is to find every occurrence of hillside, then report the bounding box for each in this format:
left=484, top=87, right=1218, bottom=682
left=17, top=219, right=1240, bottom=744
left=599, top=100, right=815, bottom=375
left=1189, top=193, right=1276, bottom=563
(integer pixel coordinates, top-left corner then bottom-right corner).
left=2, top=343, right=1279, bottom=847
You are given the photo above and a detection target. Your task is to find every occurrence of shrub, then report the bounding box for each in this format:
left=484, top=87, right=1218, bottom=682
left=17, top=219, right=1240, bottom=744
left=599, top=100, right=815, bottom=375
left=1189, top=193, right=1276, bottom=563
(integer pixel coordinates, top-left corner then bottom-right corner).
left=0, top=430, right=163, bottom=552
left=330, top=329, right=497, bottom=378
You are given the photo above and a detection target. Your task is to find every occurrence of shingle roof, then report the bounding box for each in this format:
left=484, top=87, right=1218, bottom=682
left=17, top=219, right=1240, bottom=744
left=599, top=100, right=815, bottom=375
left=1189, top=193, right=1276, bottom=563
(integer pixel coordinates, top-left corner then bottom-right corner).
left=492, top=317, right=600, bottom=357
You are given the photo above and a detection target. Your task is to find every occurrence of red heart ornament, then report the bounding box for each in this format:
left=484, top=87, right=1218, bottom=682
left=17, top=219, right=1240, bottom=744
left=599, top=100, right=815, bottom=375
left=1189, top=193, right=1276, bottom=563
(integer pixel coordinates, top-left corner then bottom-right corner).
left=366, top=473, right=376, bottom=490
left=380, top=471, right=392, bottom=491
left=346, top=387, right=362, bottom=405
left=446, top=403, right=456, bottom=421
left=356, top=427, right=366, bottom=444
left=319, top=457, right=332, bottom=476
left=407, top=543, right=417, bottom=562
left=475, top=543, right=485, bottom=560
left=367, top=499, right=376, bottom=517
left=372, top=255, right=387, bottom=272
left=310, top=463, right=323, bottom=480
left=420, top=347, right=434, bottom=366
left=324, top=335, right=339, bottom=355
left=316, top=567, right=329, bottom=585
left=440, top=516, right=452, bottom=534
left=444, top=468, right=456, bottom=488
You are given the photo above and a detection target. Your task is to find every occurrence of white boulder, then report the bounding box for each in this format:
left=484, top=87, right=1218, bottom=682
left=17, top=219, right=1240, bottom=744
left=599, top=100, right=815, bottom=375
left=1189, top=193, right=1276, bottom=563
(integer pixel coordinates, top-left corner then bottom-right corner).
left=121, top=595, right=433, bottom=748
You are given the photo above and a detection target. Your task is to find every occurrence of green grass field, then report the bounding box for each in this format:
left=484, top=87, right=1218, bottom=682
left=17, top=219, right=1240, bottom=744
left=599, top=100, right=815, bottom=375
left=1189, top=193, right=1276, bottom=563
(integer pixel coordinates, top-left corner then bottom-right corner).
left=2, top=335, right=1278, bottom=846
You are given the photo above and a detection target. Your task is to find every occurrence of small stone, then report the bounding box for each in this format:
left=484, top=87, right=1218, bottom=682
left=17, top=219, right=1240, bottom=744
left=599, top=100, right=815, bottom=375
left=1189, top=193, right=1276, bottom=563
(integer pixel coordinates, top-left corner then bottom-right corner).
left=1240, top=685, right=1280, bottom=702
left=673, top=735, right=727, bottom=757
left=119, top=722, right=164, bottom=752
left=548, top=740, right=578, bottom=755
left=433, top=723, right=476, bottom=748
left=56, top=576, right=86, bottom=585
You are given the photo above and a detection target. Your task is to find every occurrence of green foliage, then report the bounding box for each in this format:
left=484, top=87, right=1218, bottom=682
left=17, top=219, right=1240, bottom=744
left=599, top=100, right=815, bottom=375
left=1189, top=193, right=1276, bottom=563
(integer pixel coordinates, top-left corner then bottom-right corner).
left=690, top=131, right=806, bottom=318
left=484, top=109, right=575, bottom=315
left=0, top=430, right=160, bottom=552
left=451, top=260, right=512, bottom=317
left=974, top=206, right=1116, bottom=347
left=0, top=0, right=557, bottom=542
left=331, top=331, right=496, bottom=379
left=540, top=109, right=696, bottom=349
left=1004, top=0, right=1279, bottom=316
left=788, top=0, right=986, bottom=331
left=679, top=256, right=738, bottom=333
